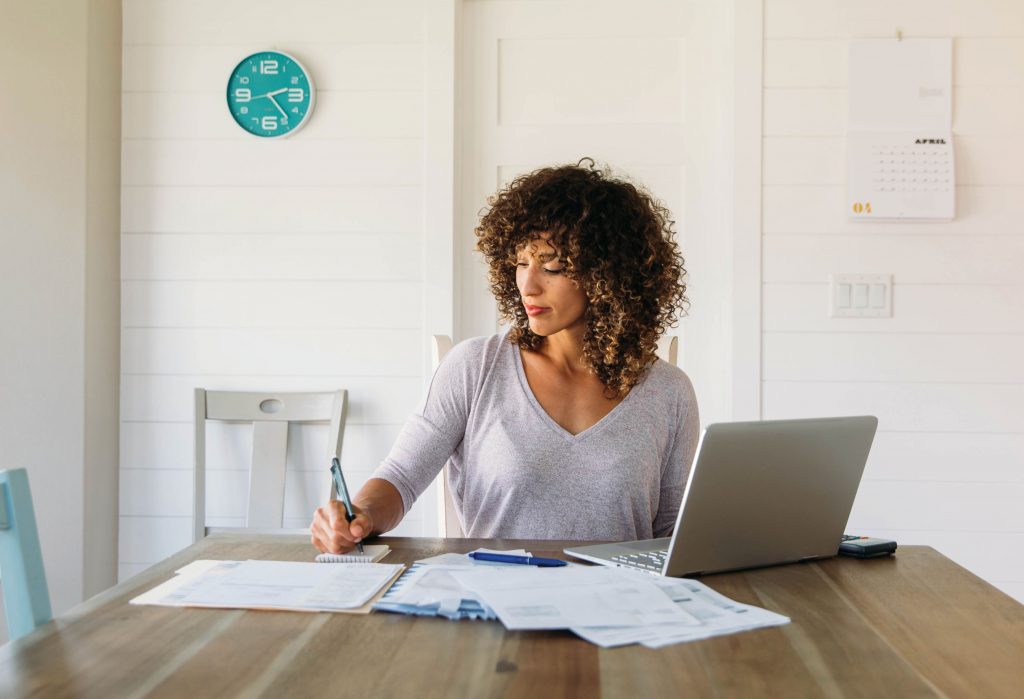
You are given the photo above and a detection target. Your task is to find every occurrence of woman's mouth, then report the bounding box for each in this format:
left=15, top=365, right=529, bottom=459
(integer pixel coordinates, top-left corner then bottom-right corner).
left=524, top=304, right=550, bottom=317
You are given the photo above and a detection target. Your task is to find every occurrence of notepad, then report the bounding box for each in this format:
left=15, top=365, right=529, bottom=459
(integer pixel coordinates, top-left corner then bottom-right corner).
left=315, top=544, right=390, bottom=563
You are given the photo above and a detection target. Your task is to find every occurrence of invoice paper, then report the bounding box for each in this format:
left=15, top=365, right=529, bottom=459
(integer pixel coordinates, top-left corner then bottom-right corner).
left=571, top=577, right=790, bottom=648
left=138, top=560, right=404, bottom=612
left=450, top=566, right=700, bottom=630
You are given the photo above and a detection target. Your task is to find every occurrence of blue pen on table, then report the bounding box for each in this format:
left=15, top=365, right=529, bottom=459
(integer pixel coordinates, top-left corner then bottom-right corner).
left=467, top=552, right=567, bottom=567
left=329, top=457, right=363, bottom=554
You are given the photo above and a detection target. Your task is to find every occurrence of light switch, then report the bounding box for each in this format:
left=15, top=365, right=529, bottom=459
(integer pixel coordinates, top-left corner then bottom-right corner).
left=830, top=274, right=893, bottom=318
left=852, top=284, right=869, bottom=308
left=837, top=283, right=851, bottom=307
left=869, top=283, right=886, bottom=308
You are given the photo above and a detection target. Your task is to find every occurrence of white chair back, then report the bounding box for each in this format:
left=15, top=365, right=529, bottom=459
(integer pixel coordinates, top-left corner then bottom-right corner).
left=193, top=389, right=347, bottom=541
left=430, top=336, right=464, bottom=538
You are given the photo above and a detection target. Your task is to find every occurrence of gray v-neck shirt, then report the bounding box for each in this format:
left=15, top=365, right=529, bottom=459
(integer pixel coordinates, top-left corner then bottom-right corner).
left=372, top=331, right=700, bottom=541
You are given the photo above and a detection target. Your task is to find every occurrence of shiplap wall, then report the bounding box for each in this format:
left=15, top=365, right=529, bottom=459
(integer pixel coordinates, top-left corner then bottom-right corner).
left=118, top=0, right=439, bottom=581
left=763, top=0, right=1024, bottom=602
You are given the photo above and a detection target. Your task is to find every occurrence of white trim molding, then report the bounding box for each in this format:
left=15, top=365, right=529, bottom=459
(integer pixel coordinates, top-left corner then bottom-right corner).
left=731, top=0, right=764, bottom=420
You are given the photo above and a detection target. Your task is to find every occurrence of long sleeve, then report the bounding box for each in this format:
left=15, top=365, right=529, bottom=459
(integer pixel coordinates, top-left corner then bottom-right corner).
left=369, top=339, right=478, bottom=514
left=652, top=374, right=700, bottom=538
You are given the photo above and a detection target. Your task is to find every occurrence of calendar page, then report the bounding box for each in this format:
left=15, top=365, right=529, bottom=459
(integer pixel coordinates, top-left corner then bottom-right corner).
left=847, top=39, right=954, bottom=221
left=847, top=132, right=954, bottom=220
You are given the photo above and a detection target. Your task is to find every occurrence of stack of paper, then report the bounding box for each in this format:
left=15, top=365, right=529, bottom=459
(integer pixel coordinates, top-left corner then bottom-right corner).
left=451, top=566, right=700, bottom=631
left=374, top=564, right=497, bottom=620
left=373, top=548, right=533, bottom=620
left=138, top=553, right=790, bottom=648
left=374, top=550, right=789, bottom=648
left=571, top=576, right=790, bottom=649
left=131, top=560, right=404, bottom=613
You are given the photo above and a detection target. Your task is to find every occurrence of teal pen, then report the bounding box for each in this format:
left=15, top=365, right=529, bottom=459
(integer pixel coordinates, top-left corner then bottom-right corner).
left=329, top=457, right=363, bottom=554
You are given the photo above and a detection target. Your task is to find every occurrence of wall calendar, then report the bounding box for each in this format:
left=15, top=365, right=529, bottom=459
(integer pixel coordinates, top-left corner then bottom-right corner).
left=847, top=38, right=954, bottom=221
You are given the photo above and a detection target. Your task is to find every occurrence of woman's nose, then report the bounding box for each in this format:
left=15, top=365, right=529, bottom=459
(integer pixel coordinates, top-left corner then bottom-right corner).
left=518, top=266, right=542, bottom=296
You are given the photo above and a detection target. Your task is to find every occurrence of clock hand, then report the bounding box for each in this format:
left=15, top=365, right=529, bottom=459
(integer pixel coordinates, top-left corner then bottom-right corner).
left=252, top=88, right=290, bottom=100
left=267, top=93, right=289, bottom=119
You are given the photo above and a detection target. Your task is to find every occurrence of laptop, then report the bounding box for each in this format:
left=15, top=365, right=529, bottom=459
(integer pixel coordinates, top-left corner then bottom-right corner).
left=564, top=416, right=878, bottom=577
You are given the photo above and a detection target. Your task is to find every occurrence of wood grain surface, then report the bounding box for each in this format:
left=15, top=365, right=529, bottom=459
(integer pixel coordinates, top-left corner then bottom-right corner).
left=1, top=535, right=1021, bottom=698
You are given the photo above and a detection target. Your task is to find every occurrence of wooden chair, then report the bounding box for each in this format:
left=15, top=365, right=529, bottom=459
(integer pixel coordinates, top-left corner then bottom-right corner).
left=658, top=335, right=679, bottom=365
left=0, top=468, right=52, bottom=642
left=193, top=389, right=347, bottom=542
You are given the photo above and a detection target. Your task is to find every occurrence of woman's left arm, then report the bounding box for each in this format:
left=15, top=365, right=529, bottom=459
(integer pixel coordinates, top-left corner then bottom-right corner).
left=652, top=380, right=700, bottom=538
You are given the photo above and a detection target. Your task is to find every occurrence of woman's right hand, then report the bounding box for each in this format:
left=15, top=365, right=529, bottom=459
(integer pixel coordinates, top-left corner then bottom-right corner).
left=310, top=501, right=374, bottom=554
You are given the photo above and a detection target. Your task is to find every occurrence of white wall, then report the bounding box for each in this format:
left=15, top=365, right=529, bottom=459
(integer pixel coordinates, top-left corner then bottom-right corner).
left=0, top=0, right=121, bottom=642
left=118, top=0, right=447, bottom=580
left=762, top=0, right=1024, bottom=602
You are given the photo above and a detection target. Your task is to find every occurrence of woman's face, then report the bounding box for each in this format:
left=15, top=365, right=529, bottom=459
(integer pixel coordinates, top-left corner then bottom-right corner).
left=515, top=236, right=587, bottom=337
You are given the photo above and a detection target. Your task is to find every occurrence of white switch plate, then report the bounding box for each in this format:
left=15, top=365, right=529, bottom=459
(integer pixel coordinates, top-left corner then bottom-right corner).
left=830, top=274, right=892, bottom=318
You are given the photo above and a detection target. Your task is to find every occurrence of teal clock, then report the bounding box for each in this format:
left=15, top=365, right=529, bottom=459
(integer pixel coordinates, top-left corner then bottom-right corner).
left=227, top=50, right=315, bottom=138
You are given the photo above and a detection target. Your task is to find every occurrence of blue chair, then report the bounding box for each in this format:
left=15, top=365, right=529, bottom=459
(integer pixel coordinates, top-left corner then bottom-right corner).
left=0, top=468, right=52, bottom=642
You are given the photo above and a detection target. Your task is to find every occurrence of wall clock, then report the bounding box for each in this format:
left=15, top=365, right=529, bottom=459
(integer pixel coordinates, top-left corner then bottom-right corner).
left=226, top=50, right=315, bottom=138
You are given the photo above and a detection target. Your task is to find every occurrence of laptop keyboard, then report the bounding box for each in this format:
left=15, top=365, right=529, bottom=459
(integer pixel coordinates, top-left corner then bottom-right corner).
left=613, top=536, right=864, bottom=574
left=611, top=549, right=668, bottom=572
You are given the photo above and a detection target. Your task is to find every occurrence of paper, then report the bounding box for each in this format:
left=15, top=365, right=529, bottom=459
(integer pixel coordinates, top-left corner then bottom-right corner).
left=847, top=38, right=954, bottom=220
left=129, top=559, right=227, bottom=607
left=571, top=576, right=790, bottom=648
left=374, top=564, right=493, bottom=619
left=132, top=560, right=404, bottom=613
left=375, top=549, right=543, bottom=620
left=848, top=39, right=951, bottom=134
left=450, top=566, right=700, bottom=631
left=415, top=548, right=531, bottom=567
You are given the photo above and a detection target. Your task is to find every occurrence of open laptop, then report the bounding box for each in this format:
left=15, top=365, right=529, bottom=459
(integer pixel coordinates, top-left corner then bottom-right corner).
left=564, top=416, right=878, bottom=577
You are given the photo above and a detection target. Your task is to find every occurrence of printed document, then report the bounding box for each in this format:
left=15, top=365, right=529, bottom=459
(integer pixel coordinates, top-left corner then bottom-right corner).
left=132, top=560, right=403, bottom=612
left=450, top=566, right=700, bottom=630
left=571, top=576, right=790, bottom=648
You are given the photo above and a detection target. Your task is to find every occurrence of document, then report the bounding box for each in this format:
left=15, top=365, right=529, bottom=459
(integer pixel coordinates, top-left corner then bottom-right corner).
left=132, top=560, right=404, bottom=613
left=571, top=576, right=790, bottom=648
left=374, top=549, right=537, bottom=620
left=374, top=563, right=496, bottom=620
left=414, top=548, right=532, bottom=567
left=450, top=566, right=700, bottom=631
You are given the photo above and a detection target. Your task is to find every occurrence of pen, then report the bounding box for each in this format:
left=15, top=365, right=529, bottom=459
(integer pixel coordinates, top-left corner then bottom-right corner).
left=467, top=552, right=567, bottom=567
left=329, top=457, right=363, bottom=554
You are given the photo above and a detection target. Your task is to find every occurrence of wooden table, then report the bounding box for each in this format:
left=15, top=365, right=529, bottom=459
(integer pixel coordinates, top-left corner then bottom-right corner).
left=2, top=535, right=1022, bottom=698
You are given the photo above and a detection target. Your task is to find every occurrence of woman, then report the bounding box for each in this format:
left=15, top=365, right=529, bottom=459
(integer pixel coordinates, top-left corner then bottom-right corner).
left=310, top=159, right=698, bottom=553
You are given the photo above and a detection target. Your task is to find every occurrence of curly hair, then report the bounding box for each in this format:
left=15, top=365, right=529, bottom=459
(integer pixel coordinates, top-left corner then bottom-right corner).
left=475, top=158, right=688, bottom=397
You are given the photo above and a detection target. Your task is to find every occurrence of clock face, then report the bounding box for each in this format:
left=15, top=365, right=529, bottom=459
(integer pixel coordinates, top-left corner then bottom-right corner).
left=226, top=51, right=315, bottom=138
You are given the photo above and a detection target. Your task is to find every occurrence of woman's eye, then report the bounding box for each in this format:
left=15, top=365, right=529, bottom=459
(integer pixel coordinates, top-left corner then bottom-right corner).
left=543, top=267, right=564, bottom=274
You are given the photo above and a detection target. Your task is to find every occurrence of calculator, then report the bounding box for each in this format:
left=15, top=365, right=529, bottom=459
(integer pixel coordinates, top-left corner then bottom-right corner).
left=839, top=535, right=898, bottom=558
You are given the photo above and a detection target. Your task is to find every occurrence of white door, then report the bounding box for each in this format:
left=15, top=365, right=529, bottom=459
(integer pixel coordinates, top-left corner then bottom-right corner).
left=458, top=0, right=691, bottom=346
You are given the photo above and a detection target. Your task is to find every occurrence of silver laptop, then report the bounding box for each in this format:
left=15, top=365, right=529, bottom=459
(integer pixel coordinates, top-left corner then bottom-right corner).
left=564, top=416, right=878, bottom=577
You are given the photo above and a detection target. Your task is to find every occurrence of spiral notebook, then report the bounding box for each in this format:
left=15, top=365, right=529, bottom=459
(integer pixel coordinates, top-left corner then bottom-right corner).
left=315, top=544, right=390, bottom=563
